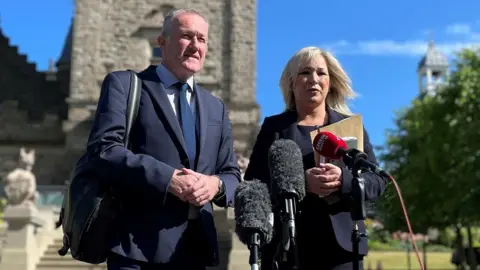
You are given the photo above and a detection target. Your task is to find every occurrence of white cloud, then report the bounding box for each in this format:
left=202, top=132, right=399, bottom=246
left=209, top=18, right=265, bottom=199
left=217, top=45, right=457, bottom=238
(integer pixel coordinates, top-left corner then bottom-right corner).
left=445, top=23, right=480, bottom=40
left=324, top=40, right=480, bottom=57
left=445, top=23, right=472, bottom=35
left=322, top=22, right=480, bottom=57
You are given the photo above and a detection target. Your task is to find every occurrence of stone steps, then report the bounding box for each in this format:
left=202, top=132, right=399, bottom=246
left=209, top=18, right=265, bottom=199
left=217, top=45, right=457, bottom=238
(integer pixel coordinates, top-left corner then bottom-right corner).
left=37, top=261, right=106, bottom=270
left=37, top=238, right=106, bottom=270
left=37, top=229, right=251, bottom=270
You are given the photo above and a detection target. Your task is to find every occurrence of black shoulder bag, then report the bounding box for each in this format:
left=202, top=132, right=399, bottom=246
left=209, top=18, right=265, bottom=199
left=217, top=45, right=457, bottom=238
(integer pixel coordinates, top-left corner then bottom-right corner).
left=57, top=70, right=141, bottom=264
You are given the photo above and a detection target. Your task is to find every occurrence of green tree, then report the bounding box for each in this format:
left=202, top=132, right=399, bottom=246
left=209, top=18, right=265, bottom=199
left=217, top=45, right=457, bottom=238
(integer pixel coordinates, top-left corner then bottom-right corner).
left=377, top=47, right=480, bottom=233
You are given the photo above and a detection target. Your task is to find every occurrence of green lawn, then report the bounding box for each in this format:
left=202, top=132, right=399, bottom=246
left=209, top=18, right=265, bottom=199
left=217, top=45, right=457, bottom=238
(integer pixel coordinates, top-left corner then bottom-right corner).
left=364, top=251, right=455, bottom=269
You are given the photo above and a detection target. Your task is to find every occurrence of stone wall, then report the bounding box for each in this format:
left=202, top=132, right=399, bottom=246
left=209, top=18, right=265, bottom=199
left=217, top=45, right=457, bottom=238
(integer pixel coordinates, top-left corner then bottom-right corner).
left=0, top=101, right=64, bottom=144
left=69, top=0, right=226, bottom=101
left=0, top=28, right=64, bottom=145
left=0, top=30, right=40, bottom=110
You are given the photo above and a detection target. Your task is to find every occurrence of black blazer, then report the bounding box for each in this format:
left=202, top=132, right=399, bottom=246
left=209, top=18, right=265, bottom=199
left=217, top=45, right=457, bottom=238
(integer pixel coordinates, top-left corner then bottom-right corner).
left=86, top=66, right=241, bottom=265
left=244, top=108, right=387, bottom=261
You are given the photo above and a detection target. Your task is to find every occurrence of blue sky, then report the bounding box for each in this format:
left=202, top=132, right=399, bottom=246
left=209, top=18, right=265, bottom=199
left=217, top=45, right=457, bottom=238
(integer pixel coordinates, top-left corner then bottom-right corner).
left=1, top=0, right=479, bottom=149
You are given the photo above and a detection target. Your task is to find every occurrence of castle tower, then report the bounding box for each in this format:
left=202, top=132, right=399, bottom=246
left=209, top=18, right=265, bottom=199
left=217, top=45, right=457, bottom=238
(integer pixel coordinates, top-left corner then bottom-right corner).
left=64, top=0, right=260, bottom=156
left=417, top=40, right=449, bottom=97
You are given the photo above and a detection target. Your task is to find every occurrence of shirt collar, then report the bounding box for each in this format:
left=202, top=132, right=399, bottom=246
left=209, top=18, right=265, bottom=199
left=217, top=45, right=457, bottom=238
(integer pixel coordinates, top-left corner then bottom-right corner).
left=156, top=63, right=195, bottom=92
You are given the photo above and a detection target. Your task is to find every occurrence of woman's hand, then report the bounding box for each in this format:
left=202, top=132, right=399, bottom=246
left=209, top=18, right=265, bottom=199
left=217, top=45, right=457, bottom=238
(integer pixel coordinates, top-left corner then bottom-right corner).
left=305, top=163, right=342, bottom=196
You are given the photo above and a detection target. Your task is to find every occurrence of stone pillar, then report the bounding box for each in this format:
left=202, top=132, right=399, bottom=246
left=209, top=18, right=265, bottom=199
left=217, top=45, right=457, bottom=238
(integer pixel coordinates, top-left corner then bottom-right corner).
left=210, top=206, right=233, bottom=270
left=225, top=207, right=250, bottom=270
left=226, top=0, right=261, bottom=156
left=0, top=204, right=44, bottom=270
left=208, top=155, right=251, bottom=270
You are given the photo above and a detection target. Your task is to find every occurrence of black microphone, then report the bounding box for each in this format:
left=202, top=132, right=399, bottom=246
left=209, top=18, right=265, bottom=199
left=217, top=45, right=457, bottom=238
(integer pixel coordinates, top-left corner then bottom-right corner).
left=268, top=139, right=305, bottom=269
left=234, top=179, right=274, bottom=270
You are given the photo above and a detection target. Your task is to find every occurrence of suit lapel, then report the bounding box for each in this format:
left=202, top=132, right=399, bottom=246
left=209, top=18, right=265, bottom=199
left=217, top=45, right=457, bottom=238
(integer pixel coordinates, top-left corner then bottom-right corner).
left=140, top=67, right=188, bottom=157
left=278, top=110, right=298, bottom=141
left=194, top=83, right=208, bottom=159
left=326, top=107, right=346, bottom=124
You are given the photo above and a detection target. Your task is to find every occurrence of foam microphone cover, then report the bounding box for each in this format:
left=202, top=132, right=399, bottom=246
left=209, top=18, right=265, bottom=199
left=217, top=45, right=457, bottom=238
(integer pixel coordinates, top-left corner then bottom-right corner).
left=234, top=179, right=274, bottom=245
left=312, top=131, right=348, bottom=159
left=268, top=139, right=306, bottom=202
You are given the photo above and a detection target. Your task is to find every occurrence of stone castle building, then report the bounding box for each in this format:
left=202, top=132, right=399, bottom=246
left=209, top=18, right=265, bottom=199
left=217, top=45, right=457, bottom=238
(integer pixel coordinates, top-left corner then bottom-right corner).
left=0, top=0, right=260, bottom=187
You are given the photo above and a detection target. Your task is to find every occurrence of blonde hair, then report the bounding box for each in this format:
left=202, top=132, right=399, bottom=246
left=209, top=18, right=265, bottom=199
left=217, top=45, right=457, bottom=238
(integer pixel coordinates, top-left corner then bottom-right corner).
left=279, top=46, right=357, bottom=116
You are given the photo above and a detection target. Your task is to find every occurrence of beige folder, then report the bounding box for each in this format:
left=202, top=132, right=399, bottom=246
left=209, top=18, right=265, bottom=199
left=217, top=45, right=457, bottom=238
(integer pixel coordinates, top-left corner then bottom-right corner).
left=308, top=115, right=364, bottom=202
left=309, top=114, right=364, bottom=166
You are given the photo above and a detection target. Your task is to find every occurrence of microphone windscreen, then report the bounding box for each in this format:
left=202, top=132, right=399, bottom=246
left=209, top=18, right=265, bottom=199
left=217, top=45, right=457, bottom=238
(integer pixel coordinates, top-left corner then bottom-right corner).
left=268, top=139, right=306, bottom=202
left=234, top=179, right=274, bottom=246
left=312, top=131, right=347, bottom=159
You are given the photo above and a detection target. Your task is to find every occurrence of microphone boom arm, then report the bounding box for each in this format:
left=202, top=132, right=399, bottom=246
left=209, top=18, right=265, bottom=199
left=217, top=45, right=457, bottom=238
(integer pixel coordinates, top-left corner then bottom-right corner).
left=342, top=148, right=368, bottom=270
left=343, top=148, right=368, bottom=221
left=341, top=148, right=390, bottom=179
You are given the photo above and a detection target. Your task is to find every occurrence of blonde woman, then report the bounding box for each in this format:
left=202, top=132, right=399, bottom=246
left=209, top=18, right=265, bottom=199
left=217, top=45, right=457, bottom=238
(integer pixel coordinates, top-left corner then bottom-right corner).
left=244, top=46, right=387, bottom=270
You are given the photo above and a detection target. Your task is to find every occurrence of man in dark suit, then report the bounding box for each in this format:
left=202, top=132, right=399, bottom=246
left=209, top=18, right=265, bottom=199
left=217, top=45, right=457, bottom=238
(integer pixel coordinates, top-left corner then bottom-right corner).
left=86, top=8, right=241, bottom=270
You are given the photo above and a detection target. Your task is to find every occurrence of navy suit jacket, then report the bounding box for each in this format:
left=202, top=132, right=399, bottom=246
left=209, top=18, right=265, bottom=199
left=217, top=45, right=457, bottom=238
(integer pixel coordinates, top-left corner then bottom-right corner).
left=244, top=109, right=387, bottom=263
left=85, top=65, right=241, bottom=265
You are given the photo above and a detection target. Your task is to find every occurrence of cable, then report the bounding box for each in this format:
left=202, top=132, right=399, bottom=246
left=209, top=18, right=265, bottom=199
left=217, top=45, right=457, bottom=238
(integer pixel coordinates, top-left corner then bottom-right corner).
left=387, top=174, right=425, bottom=270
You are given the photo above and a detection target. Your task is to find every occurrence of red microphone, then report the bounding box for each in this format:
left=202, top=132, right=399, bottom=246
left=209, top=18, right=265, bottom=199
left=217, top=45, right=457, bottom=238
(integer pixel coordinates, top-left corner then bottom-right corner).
left=312, top=131, right=347, bottom=159
left=313, top=131, right=389, bottom=179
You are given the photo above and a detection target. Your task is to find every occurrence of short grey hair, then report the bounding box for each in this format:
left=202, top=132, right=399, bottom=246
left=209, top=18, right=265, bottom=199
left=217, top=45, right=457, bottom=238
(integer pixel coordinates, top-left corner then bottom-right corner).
left=160, top=8, right=208, bottom=37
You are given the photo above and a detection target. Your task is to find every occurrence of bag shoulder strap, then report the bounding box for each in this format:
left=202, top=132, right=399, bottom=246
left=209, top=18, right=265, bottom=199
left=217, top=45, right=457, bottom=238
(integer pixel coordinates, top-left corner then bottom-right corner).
left=54, top=70, right=142, bottom=231
left=124, top=70, right=142, bottom=147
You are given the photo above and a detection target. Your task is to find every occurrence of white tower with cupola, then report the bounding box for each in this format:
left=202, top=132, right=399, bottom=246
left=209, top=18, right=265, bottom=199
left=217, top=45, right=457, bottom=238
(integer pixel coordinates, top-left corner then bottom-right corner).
left=417, top=40, right=449, bottom=97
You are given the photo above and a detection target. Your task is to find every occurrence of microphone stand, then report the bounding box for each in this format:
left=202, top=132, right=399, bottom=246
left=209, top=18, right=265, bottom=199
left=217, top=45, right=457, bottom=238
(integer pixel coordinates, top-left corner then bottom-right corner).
left=343, top=149, right=368, bottom=270
left=249, top=233, right=261, bottom=270
left=276, top=194, right=300, bottom=270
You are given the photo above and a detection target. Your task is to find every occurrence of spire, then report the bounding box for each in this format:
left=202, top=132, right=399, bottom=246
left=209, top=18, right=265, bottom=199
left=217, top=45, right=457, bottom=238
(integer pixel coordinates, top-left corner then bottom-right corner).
left=427, top=39, right=435, bottom=50
left=417, top=35, right=448, bottom=72
left=48, top=58, right=55, bottom=72
left=426, top=31, right=435, bottom=49
left=45, top=58, right=57, bottom=81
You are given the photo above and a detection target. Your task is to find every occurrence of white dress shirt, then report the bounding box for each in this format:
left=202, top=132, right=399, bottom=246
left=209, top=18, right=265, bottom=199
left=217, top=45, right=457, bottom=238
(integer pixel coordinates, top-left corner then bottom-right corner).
left=155, top=64, right=200, bottom=219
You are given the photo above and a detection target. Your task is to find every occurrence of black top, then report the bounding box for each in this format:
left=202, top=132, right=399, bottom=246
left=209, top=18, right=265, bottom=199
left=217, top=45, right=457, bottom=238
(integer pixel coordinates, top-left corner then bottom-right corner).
left=294, top=124, right=345, bottom=267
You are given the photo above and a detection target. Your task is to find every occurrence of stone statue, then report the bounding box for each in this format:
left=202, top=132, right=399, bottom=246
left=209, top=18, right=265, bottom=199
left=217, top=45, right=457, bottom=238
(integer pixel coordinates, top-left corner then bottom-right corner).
left=2, top=147, right=39, bottom=206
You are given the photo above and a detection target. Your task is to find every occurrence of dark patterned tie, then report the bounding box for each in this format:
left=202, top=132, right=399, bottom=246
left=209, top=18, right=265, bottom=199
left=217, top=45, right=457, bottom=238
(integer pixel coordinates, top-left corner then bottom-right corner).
left=176, top=82, right=196, bottom=165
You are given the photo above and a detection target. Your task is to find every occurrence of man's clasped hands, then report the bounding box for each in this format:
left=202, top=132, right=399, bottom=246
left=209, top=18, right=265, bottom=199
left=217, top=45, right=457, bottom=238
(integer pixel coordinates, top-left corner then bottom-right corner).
left=169, top=168, right=220, bottom=206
